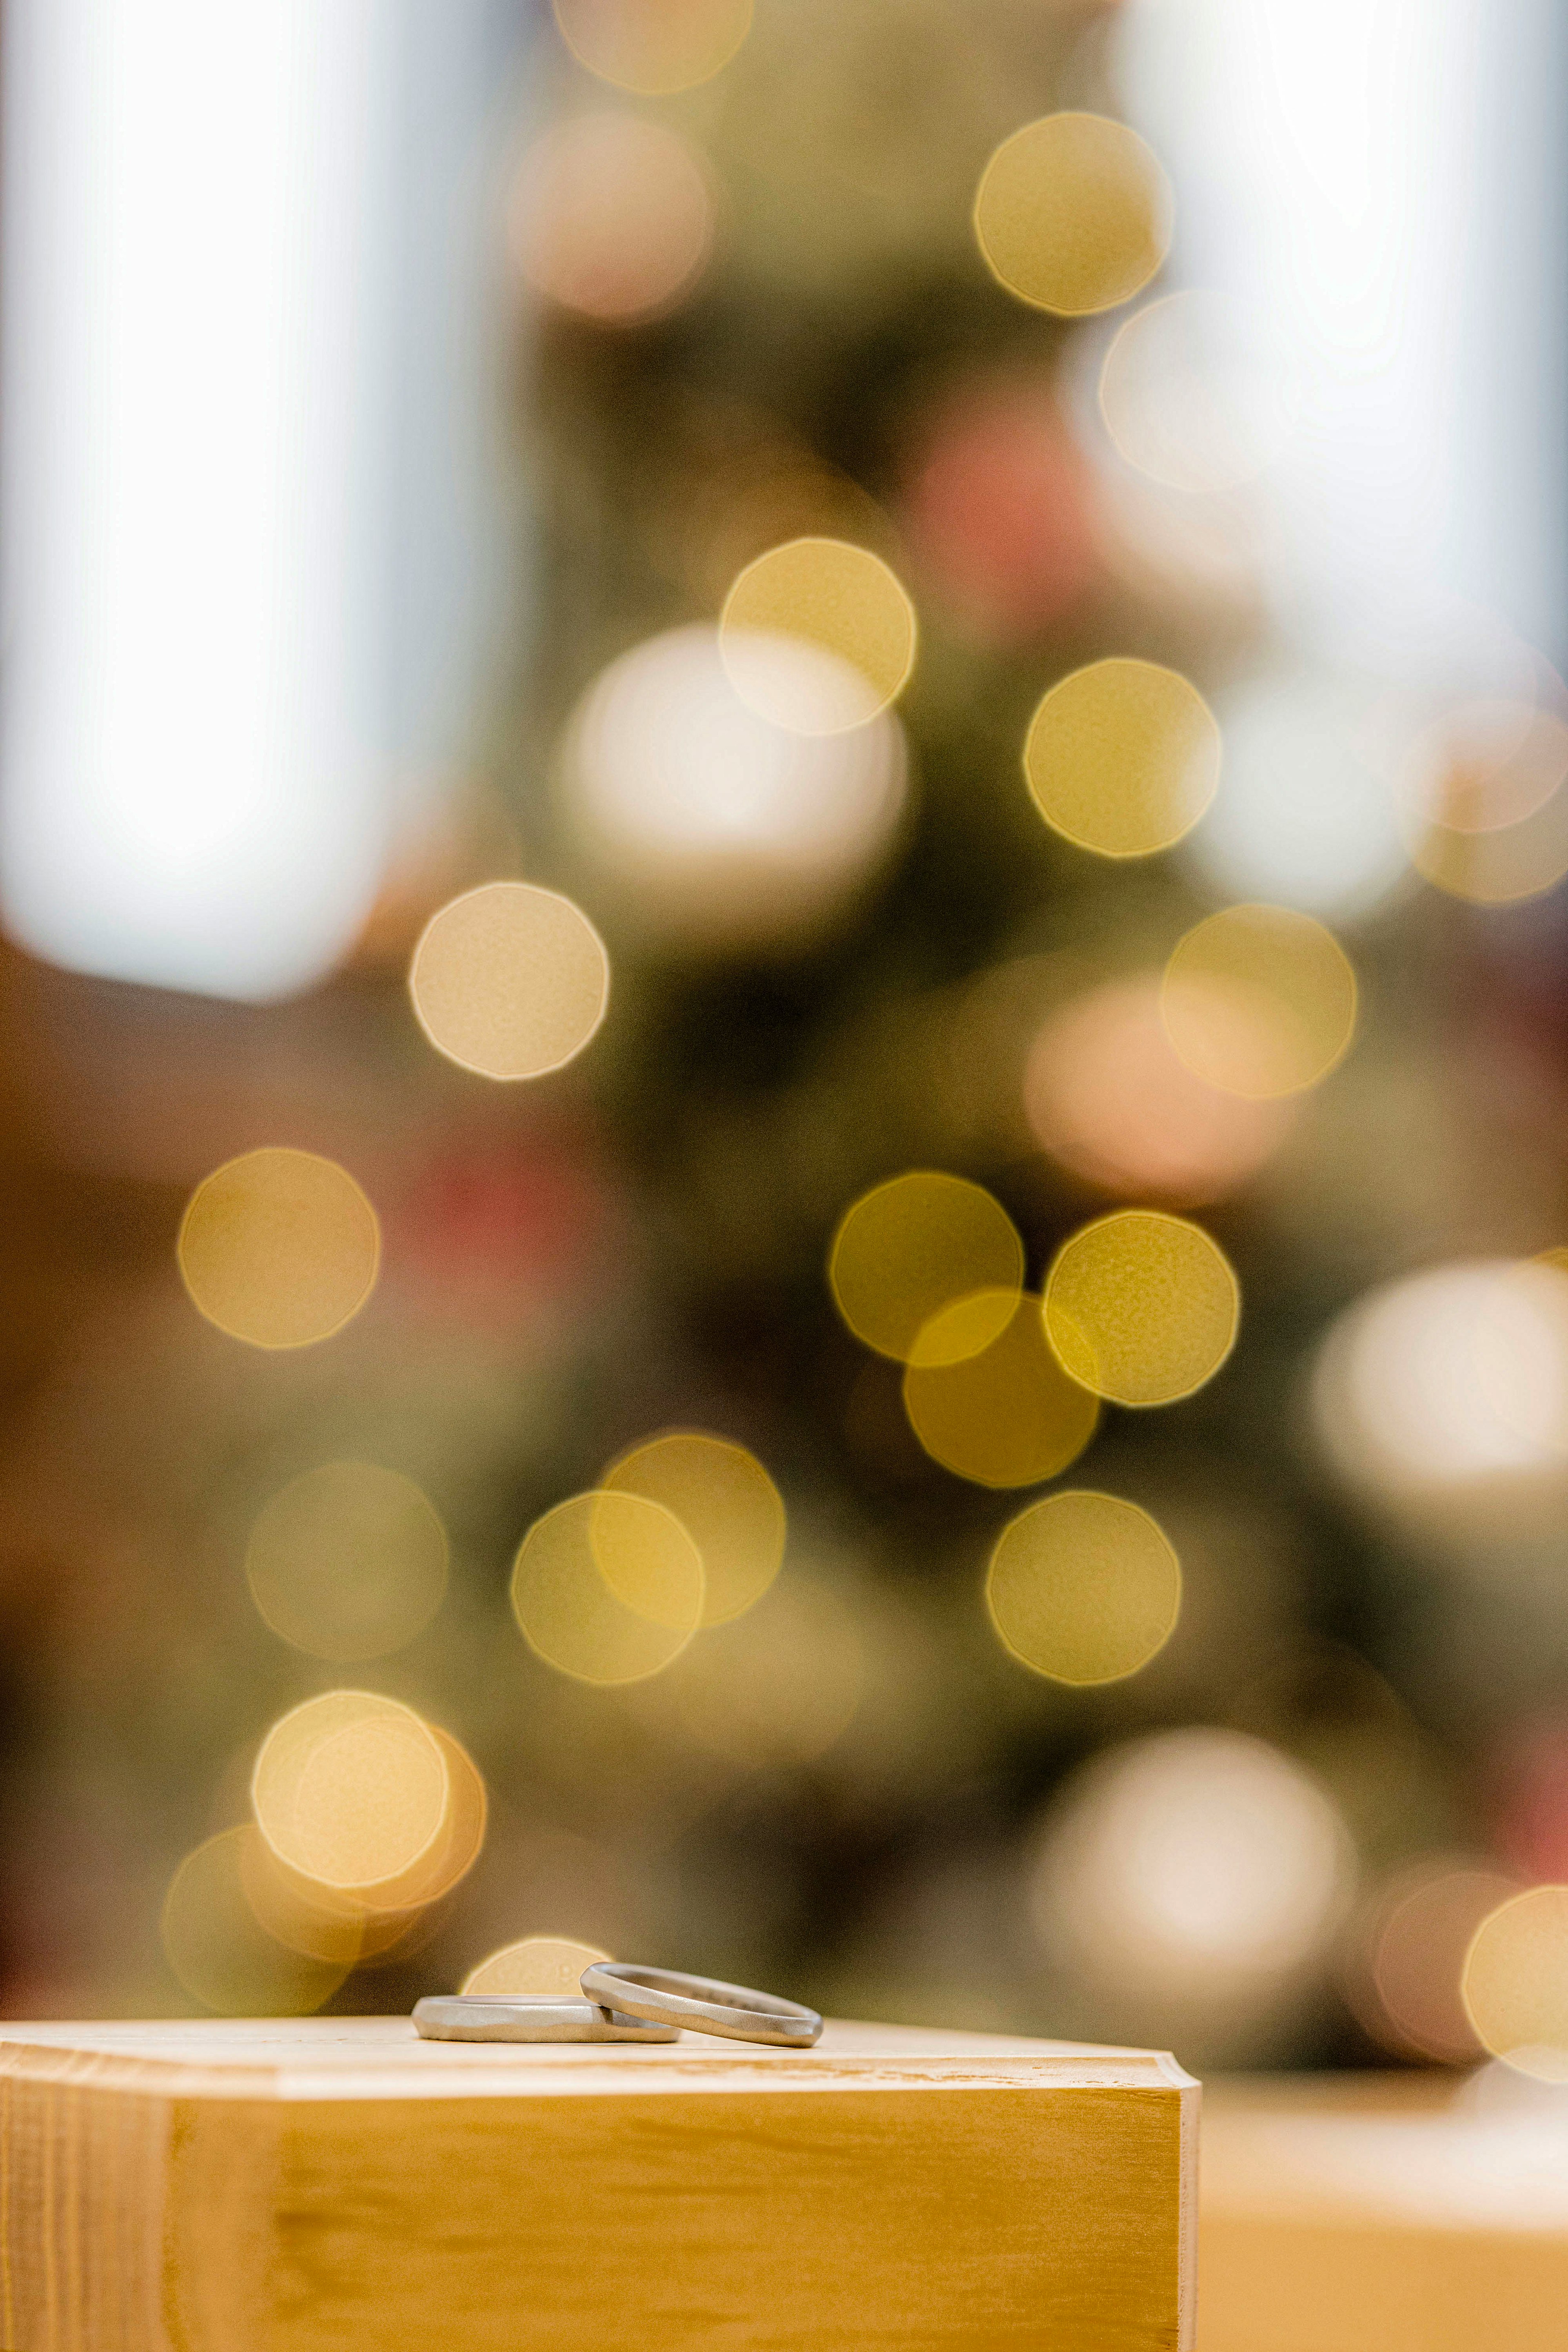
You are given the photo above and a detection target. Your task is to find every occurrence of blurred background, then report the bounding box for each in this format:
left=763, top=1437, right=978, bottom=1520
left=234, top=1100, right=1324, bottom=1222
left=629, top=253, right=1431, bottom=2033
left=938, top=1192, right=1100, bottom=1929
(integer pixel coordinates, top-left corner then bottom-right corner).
left=3, top=0, right=1568, bottom=2080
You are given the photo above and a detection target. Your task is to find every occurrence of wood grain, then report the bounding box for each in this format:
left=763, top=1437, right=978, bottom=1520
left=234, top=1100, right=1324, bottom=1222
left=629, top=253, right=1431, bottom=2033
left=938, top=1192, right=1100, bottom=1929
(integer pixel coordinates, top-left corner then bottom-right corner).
left=1200, top=2072, right=1568, bottom=2352
left=0, top=2018, right=1194, bottom=2352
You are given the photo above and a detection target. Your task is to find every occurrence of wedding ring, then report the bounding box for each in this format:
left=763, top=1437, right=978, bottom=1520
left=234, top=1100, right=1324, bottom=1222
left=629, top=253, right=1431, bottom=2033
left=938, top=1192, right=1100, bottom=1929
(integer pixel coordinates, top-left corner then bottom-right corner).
left=578, top=1962, right=823, bottom=2047
left=413, top=1995, right=678, bottom=2044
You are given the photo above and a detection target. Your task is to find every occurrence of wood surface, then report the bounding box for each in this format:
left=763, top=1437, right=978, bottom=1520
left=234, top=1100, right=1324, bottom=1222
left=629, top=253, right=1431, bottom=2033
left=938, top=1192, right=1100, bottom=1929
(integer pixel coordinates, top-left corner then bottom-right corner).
left=0, top=2016, right=1196, bottom=2352
left=1200, top=2072, right=1568, bottom=2352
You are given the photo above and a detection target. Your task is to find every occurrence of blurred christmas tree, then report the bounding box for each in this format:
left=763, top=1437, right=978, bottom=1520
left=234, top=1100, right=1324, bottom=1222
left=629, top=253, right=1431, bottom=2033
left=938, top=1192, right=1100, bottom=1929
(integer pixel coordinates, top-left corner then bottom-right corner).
left=9, top=0, right=1568, bottom=2083
left=481, top=0, right=1568, bottom=2070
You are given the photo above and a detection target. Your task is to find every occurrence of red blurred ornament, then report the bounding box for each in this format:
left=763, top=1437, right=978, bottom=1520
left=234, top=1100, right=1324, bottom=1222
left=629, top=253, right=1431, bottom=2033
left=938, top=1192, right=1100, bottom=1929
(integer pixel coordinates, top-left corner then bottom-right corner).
left=900, top=377, right=1102, bottom=642
left=1491, top=1719, right=1568, bottom=1884
left=388, top=1130, right=625, bottom=1329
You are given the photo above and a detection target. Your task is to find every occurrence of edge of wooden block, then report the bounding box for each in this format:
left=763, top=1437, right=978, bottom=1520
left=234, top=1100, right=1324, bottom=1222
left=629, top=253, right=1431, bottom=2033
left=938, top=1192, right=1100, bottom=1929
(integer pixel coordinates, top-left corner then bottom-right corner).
left=0, top=2018, right=1200, bottom=2108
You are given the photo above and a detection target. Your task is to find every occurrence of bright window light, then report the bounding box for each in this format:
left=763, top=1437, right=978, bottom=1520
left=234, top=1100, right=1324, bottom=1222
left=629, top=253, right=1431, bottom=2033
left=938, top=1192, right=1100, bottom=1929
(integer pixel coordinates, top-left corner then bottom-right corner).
left=0, top=0, right=506, bottom=1002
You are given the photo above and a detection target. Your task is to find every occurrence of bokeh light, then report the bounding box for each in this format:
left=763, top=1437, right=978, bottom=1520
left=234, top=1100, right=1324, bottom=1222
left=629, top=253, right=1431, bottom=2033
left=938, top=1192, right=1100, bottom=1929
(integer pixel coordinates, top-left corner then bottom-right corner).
left=902, top=1290, right=1099, bottom=1488
left=973, top=113, right=1172, bottom=318
left=552, top=0, right=751, bottom=95
left=463, top=1934, right=610, bottom=1998
left=601, top=1430, right=784, bottom=1626
left=1098, top=291, right=1295, bottom=494
left=1183, top=671, right=1410, bottom=920
left=245, top=1462, right=448, bottom=1663
left=829, top=1171, right=1025, bottom=1364
left=236, top=1827, right=388, bottom=1967
left=236, top=1763, right=478, bottom=1963
left=1463, top=1887, right=1568, bottom=2082
left=987, top=1491, right=1181, bottom=1685
left=1024, top=976, right=1295, bottom=1204
left=1162, top=904, right=1358, bottom=1100
left=1032, top=1728, right=1354, bottom=2056
left=669, top=1574, right=864, bottom=1767
left=508, top=113, right=714, bottom=326
left=376, top=1726, right=488, bottom=1916
left=561, top=624, right=908, bottom=950
left=1044, top=1209, right=1240, bottom=1407
left=252, top=1691, right=450, bottom=1897
left=178, top=1148, right=380, bottom=1350
left=1409, top=777, right=1568, bottom=906
left=512, top=1490, right=704, bottom=1683
left=719, top=538, right=918, bottom=732
left=1396, top=700, right=1568, bottom=836
left=161, top=1828, right=352, bottom=2016
left=409, top=881, right=610, bottom=1081
left=1023, top=658, right=1220, bottom=858
left=1314, top=1261, right=1568, bottom=1513
left=1343, top=1858, right=1521, bottom=2063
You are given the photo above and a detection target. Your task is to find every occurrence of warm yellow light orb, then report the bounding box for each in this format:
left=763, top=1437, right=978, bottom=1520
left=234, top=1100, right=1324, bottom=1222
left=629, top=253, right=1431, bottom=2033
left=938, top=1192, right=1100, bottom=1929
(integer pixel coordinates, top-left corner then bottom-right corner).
left=903, top=1291, right=1100, bottom=1488
left=552, top=0, right=752, bottom=95
left=161, top=1829, right=353, bottom=2016
left=178, top=1149, right=379, bottom=1350
left=512, top=1491, right=704, bottom=1684
left=1162, top=904, right=1357, bottom=1100
left=410, top=881, right=610, bottom=1081
left=245, top=1463, right=448, bottom=1663
left=974, top=113, right=1172, bottom=318
left=720, top=538, right=918, bottom=732
left=1045, top=1210, right=1240, bottom=1408
left=1462, top=1886, right=1568, bottom=2081
left=601, top=1430, right=785, bottom=1626
left=463, top=1934, right=610, bottom=1998
left=829, top=1172, right=1025, bottom=1364
left=251, top=1692, right=450, bottom=1898
left=1024, top=659, right=1220, bottom=859
left=987, top=1491, right=1181, bottom=1685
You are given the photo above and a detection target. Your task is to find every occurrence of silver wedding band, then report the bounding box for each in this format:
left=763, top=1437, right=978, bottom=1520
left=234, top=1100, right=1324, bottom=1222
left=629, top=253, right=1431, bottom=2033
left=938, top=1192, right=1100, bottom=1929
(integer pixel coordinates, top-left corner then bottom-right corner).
left=579, top=1961, right=823, bottom=2047
left=413, top=1995, right=678, bottom=2044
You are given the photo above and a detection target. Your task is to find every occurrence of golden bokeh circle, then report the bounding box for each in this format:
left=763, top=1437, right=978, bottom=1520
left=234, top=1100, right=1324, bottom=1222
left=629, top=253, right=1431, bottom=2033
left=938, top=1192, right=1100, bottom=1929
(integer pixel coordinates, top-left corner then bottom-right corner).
left=973, top=113, right=1172, bottom=318
left=512, top=1490, right=705, bottom=1684
left=1044, top=1210, right=1240, bottom=1408
left=552, top=0, right=751, bottom=95
left=359, top=1727, right=489, bottom=1918
left=409, top=882, right=610, bottom=1081
left=1399, top=702, right=1568, bottom=836
left=1162, top=904, right=1358, bottom=1099
left=829, top=1172, right=1025, bottom=1364
left=601, top=1430, right=785, bottom=1626
left=719, top=539, right=918, bottom=732
left=463, top=1935, right=611, bottom=1998
left=1024, top=659, right=1220, bottom=858
left=161, top=1829, right=352, bottom=2016
left=1410, top=780, right=1568, bottom=907
left=251, top=1692, right=450, bottom=1897
left=903, top=1291, right=1100, bottom=1489
left=1462, top=1886, right=1568, bottom=2081
left=178, top=1149, right=380, bottom=1351
left=236, top=1828, right=384, bottom=1968
left=987, top=1491, right=1181, bottom=1685
left=245, top=1463, right=449, bottom=1664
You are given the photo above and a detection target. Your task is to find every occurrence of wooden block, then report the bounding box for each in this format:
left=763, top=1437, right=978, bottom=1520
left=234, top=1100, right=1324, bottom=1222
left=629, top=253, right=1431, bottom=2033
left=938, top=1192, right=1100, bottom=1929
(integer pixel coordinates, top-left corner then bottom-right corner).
left=1200, top=2073, right=1568, bottom=2352
left=0, top=2016, right=1194, bottom=2352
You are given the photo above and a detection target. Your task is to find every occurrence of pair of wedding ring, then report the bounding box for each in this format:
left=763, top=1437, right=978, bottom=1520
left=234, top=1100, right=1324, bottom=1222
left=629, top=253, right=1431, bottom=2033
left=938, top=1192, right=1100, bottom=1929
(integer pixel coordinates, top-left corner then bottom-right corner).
left=414, top=1961, right=823, bottom=2049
